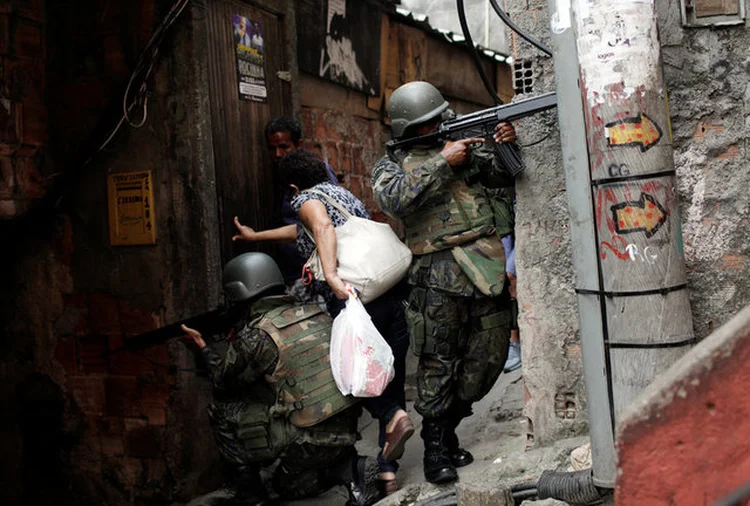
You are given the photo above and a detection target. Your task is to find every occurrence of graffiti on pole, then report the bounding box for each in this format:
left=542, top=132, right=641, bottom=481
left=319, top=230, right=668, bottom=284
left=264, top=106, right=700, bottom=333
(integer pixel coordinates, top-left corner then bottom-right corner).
left=605, top=113, right=662, bottom=151
left=611, top=192, right=667, bottom=238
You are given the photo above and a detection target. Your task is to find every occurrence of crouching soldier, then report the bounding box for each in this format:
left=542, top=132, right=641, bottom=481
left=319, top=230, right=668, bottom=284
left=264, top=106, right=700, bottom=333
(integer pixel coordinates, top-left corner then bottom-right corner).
left=182, top=252, right=379, bottom=506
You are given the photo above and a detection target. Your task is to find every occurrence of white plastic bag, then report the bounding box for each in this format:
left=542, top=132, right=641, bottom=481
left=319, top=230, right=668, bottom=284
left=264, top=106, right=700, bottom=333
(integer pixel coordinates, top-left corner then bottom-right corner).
left=330, top=292, right=395, bottom=397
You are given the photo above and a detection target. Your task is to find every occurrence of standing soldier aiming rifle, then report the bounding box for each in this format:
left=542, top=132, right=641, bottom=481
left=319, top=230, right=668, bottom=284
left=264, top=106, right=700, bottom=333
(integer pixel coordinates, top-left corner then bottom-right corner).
left=181, top=252, right=380, bottom=506
left=371, top=81, right=518, bottom=484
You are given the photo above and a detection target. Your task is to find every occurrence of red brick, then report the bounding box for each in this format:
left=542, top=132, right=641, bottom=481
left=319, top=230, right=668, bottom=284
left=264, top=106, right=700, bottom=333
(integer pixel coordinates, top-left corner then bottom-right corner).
left=0, top=15, right=8, bottom=55
left=716, top=144, right=741, bottom=160
left=55, top=335, right=78, bottom=373
left=110, top=456, right=144, bottom=489
left=89, top=293, right=121, bottom=335
left=118, top=301, right=156, bottom=337
left=20, top=101, right=47, bottom=145
left=137, top=381, right=169, bottom=425
left=105, top=376, right=139, bottom=417
left=97, top=417, right=125, bottom=456
left=14, top=18, right=44, bottom=60
left=16, top=58, right=45, bottom=103
left=362, top=181, right=374, bottom=211
left=0, top=98, right=21, bottom=144
left=349, top=174, right=364, bottom=200
left=325, top=140, right=339, bottom=171
left=68, top=376, right=106, bottom=416
left=721, top=254, right=744, bottom=270
left=14, top=154, right=46, bottom=198
left=108, top=349, right=165, bottom=376
left=351, top=145, right=366, bottom=176
left=693, top=121, right=725, bottom=142
left=18, top=0, right=45, bottom=22
left=300, top=109, right=315, bottom=140
left=339, top=142, right=353, bottom=174
left=125, top=424, right=164, bottom=459
left=78, top=334, right=109, bottom=374
left=56, top=214, right=74, bottom=265
left=0, top=155, right=13, bottom=198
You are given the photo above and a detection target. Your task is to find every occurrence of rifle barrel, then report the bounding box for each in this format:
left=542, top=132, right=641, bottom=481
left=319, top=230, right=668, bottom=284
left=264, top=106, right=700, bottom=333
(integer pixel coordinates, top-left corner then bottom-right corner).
left=105, top=307, right=233, bottom=356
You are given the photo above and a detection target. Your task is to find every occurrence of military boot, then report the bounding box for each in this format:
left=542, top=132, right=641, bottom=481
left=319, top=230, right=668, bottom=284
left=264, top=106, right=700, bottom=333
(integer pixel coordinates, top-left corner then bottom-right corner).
left=421, top=419, right=458, bottom=484
left=445, top=402, right=474, bottom=467
left=444, top=427, right=474, bottom=468
left=336, top=455, right=380, bottom=506
left=222, top=466, right=275, bottom=506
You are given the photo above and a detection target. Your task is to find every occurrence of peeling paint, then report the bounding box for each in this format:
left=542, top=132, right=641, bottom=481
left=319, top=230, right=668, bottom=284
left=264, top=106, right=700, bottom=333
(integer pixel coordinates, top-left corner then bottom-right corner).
left=575, top=1, right=660, bottom=102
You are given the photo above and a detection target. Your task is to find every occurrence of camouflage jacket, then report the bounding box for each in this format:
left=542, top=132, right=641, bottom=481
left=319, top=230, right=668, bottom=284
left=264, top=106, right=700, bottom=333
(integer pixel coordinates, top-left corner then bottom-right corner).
left=202, top=296, right=357, bottom=427
left=372, top=145, right=513, bottom=297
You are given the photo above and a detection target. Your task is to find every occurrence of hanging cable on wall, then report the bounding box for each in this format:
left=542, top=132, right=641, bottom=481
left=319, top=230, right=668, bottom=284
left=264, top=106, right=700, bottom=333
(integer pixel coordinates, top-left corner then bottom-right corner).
left=456, top=0, right=554, bottom=106
left=488, top=0, right=553, bottom=56
left=47, top=0, right=192, bottom=211
left=95, top=0, right=191, bottom=158
left=457, top=0, right=503, bottom=105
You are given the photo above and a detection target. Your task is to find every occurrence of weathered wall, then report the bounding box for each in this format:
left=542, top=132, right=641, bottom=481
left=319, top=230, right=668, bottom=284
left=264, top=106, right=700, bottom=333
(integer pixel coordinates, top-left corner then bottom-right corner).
left=507, top=0, right=588, bottom=446
left=616, top=306, right=750, bottom=505
left=656, top=0, right=750, bottom=339
left=0, top=1, right=222, bottom=504
left=0, top=0, right=48, bottom=217
left=509, top=0, right=750, bottom=447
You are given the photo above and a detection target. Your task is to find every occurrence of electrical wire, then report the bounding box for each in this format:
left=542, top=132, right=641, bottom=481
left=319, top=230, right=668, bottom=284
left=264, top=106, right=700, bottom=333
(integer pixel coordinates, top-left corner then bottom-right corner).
left=457, top=0, right=503, bottom=105
left=94, top=0, right=190, bottom=157
left=489, top=0, right=553, bottom=56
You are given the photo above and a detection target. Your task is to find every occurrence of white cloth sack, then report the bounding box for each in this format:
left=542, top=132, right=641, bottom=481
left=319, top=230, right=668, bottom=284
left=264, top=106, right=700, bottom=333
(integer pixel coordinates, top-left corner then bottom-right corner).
left=302, top=189, right=412, bottom=304
left=330, top=293, right=395, bottom=397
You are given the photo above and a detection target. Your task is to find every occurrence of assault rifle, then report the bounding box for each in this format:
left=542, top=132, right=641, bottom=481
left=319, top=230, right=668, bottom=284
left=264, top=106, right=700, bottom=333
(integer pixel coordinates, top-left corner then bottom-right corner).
left=386, top=91, right=557, bottom=176
left=106, top=303, right=246, bottom=355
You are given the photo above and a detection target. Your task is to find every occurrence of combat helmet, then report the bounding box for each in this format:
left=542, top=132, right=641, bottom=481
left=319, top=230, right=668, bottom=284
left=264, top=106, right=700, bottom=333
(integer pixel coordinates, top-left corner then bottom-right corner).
left=222, top=252, right=285, bottom=302
left=388, top=81, right=449, bottom=139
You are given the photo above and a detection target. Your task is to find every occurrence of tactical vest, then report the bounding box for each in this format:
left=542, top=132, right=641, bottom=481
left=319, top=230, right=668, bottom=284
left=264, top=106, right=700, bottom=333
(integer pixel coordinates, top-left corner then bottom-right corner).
left=401, top=148, right=496, bottom=255
left=258, top=302, right=358, bottom=428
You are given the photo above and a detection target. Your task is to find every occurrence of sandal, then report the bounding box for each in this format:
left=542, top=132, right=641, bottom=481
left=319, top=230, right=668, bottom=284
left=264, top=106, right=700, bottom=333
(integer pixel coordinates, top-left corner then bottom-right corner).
left=382, top=414, right=415, bottom=462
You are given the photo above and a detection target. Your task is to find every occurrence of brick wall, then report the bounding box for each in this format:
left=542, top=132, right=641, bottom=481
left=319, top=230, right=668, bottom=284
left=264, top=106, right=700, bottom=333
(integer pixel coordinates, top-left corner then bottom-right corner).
left=1, top=1, right=222, bottom=505
left=0, top=0, right=48, bottom=218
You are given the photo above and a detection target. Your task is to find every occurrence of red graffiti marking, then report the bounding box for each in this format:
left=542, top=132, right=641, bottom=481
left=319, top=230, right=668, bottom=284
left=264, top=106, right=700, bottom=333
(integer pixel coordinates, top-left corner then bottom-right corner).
left=600, top=235, right=629, bottom=260
left=596, top=188, right=619, bottom=234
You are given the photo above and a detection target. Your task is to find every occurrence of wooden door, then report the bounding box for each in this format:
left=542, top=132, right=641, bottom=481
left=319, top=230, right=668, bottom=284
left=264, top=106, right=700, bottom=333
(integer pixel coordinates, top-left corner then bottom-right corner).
left=205, top=0, right=291, bottom=264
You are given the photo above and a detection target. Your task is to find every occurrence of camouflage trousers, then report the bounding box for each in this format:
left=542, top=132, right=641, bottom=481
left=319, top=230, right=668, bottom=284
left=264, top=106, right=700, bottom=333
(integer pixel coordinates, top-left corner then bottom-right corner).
left=405, top=287, right=512, bottom=419
left=207, top=400, right=360, bottom=499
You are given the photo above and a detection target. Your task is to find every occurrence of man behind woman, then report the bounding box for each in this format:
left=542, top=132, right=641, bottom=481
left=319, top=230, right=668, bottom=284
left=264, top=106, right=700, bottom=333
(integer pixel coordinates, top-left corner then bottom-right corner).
left=233, top=149, right=413, bottom=496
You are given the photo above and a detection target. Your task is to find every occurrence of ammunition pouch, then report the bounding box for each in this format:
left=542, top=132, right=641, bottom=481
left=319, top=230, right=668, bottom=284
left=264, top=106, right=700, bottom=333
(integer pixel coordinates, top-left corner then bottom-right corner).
left=404, top=288, right=426, bottom=356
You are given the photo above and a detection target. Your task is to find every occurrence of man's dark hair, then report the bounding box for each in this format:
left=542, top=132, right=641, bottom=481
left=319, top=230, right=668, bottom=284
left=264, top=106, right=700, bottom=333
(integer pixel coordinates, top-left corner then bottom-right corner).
left=278, top=149, right=330, bottom=191
left=265, top=117, right=303, bottom=143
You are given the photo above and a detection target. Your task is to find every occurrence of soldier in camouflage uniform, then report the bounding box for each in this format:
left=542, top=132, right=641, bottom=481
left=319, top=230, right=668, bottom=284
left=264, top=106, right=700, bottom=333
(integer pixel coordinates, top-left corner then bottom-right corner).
left=371, top=81, right=516, bottom=484
left=182, top=252, right=380, bottom=506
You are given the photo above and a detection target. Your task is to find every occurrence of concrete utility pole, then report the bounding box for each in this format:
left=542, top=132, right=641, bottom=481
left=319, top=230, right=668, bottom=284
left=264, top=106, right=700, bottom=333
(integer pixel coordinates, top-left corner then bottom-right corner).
left=545, top=0, right=695, bottom=487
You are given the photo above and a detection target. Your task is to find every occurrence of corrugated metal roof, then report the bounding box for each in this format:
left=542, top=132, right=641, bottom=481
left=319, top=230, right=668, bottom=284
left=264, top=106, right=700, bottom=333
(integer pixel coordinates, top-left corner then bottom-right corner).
left=382, top=1, right=513, bottom=65
left=385, top=3, right=514, bottom=64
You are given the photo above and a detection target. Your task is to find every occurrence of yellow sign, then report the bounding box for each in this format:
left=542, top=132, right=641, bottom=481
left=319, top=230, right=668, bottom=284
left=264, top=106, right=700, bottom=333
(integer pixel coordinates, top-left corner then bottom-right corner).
left=107, top=170, right=156, bottom=246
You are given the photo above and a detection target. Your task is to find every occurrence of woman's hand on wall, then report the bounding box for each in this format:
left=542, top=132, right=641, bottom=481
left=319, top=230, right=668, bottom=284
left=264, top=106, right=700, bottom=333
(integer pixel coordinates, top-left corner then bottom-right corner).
left=232, top=216, right=258, bottom=242
left=181, top=324, right=206, bottom=349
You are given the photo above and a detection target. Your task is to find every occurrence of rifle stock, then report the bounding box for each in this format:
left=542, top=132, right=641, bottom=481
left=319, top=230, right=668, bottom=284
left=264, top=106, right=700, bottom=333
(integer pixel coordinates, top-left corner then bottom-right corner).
left=386, top=92, right=558, bottom=176
left=106, top=305, right=244, bottom=356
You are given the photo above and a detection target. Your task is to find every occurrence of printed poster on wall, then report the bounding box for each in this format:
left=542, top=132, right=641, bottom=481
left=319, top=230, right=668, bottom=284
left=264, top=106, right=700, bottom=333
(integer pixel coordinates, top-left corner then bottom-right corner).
left=232, top=14, right=267, bottom=102
left=107, top=171, right=157, bottom=246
